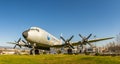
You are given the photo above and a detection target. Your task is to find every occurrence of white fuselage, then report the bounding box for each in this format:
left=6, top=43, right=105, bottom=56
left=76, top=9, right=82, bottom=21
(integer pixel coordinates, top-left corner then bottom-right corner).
left=23, top=27, right=62, bottom=47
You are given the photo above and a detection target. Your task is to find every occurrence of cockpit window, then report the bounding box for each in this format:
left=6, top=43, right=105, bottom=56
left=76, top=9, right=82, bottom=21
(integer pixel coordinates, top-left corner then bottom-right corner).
left=36, top=29, right=39, bottom=32
left=30, top=27, right=40, bottom=32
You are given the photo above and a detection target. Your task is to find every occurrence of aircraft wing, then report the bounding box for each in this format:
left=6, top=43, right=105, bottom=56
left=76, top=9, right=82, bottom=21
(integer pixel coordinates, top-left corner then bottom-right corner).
left=52, top=37, right=114, bottom=48
left=71, top=37, right=114, bottom=46
left=7, top=42, right=16, bottom=44
left=52, top=44, right=65, bottom=48
left=87, top=37, right=114, bottom=43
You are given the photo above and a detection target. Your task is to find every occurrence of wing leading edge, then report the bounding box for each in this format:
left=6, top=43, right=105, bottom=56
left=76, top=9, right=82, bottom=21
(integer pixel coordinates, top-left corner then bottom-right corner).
left=52, top=37, right=114, bottom=48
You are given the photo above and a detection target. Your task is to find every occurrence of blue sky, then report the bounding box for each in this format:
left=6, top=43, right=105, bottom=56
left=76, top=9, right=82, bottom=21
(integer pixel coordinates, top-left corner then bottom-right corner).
left=0, top=0, right=120, bottom=46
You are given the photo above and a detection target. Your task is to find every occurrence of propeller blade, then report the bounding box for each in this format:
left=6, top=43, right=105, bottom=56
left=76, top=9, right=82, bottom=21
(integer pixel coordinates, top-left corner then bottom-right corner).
left=18, top=45, right=22, bottom=48
left=22, top=40, right=27, bottom=44
left=22, top=40, right=32, bottom=47
left=69, top=44, right=74, bottom=49
left=60, top=35, right=74, bottom=49
left=13, top=38, right=22, bottom=49
left=17, top=38, right=21, bottom=43
left=13, top=44, right=17, bottom=49
left=87, top=42, right=93, bottom=48
left=68, top=35, right=74, bottom=42
left=60, top=36, right=66, bottom=42
left=7, top=42, right=16, bottom=44
left=87, top=34, right=92, bottom=39
left=79, top=34, right=84, bottom=39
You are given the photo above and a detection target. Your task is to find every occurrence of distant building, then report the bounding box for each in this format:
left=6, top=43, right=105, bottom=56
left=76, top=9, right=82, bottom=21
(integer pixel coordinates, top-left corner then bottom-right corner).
left=0, top=48, right=30, bottom=55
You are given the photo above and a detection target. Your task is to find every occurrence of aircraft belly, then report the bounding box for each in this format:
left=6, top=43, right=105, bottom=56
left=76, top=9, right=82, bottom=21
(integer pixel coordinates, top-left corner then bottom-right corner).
left=37, top=42, right=51, bottom=47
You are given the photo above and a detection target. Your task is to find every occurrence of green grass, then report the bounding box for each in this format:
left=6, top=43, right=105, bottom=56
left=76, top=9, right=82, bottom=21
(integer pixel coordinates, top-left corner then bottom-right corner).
left=0, top=54, right=120, bottom=64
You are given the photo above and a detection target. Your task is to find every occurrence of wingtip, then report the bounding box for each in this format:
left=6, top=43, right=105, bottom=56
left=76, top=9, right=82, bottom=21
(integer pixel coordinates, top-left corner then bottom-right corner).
left=110, top=37, right=114, bottom=39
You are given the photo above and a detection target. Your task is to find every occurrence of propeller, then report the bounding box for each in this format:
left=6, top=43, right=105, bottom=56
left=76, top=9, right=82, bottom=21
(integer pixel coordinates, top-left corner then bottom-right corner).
left=22, top=40, right=28, bottom=45
left=60, top=35, right=74, bottom=49
left=22, top=40, right=32, bottom=48
left=13, top=38, right=22, bottom=49
left=8, top=38, right=31, bottom=49
left=79, top=34, right=93, bottom=48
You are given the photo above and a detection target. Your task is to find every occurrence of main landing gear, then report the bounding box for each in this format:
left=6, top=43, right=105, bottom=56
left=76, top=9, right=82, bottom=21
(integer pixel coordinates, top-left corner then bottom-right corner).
left=67, top=48, right=72, bottom=54
left=30, top=49, right=39, bottom=55
left=30, top=43, right=39, bottom=55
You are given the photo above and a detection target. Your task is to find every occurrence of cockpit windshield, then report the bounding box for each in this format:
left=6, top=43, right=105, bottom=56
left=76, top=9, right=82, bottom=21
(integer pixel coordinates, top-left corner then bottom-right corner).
left=30, top=27, right=40, bottom=32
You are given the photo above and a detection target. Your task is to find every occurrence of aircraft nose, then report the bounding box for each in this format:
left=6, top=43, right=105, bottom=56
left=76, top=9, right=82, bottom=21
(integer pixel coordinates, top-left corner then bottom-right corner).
left=22, top=30, right=29, bottom=39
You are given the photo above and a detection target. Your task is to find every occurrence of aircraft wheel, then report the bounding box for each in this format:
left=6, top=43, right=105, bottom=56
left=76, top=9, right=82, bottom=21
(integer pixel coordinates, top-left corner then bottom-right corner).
left=35, top=49, right=39, bottom=54
left=30, top=49, right=39, bottom=55
left=30, top=49, right=34, bottom=55
left=67, top=48, right=72, bottom=54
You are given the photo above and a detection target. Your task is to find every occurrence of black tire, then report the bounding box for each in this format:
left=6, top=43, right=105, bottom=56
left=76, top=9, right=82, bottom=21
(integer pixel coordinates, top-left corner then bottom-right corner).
left=35, top=49, right=39, bottom=54
left=67, top=48, right=72, bottom=54
left=30, top=49, right=39, bottom=55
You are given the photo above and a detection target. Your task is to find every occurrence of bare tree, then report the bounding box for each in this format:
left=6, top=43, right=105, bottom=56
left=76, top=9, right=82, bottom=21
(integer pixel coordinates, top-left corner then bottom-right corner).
left=105, top=33, right=120, bottom=53
left=116, top=33, right=120, bottom=45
